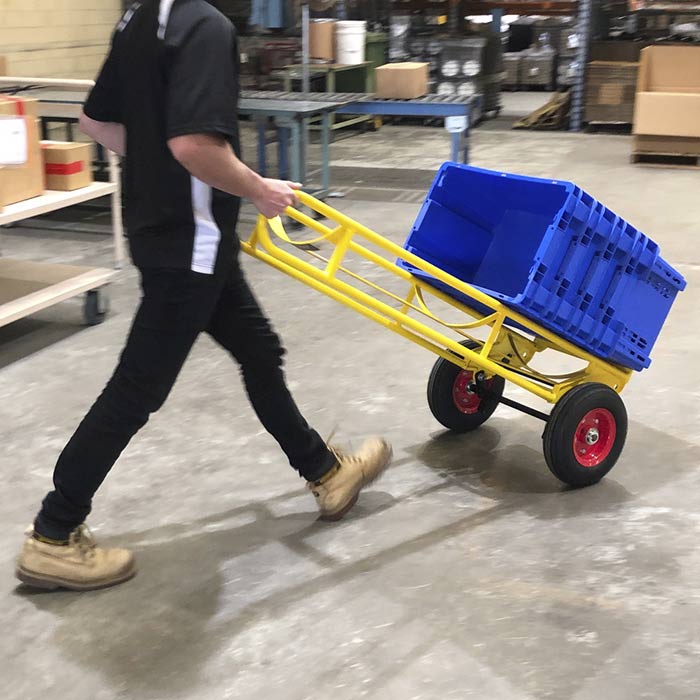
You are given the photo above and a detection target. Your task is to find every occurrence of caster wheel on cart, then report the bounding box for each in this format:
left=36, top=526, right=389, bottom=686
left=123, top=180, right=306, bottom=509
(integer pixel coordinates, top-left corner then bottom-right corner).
left=427, top=340, right=505, bottom=433
left=543, top=383, right=627, bottom=488
left=84, top=289, right=108, bottom=326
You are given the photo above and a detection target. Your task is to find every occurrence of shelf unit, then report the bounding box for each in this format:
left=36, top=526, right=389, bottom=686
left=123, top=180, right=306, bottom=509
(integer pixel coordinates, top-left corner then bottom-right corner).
left=0, top=77, right=124, bottom=328
left=463, top=1, right=577, bottom=13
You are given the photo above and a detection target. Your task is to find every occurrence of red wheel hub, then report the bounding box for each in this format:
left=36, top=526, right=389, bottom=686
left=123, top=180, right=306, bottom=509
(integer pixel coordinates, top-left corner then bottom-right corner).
left=452, top=370, right=491, bottom=415
left=573, top=408, right=616, bottom=467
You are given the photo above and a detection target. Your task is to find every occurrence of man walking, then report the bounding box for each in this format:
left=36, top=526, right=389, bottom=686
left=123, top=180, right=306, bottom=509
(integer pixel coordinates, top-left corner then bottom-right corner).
left=16, top=0, right=391, bottom=591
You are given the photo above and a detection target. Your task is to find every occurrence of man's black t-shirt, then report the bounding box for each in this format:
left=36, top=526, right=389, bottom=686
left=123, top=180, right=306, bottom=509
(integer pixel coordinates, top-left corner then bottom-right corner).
left=85, top=0, right=241, bottom=273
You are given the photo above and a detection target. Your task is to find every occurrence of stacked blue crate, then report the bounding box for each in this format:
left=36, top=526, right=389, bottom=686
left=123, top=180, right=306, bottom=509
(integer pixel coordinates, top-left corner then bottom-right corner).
left=399, top=163, right=686, bottom=371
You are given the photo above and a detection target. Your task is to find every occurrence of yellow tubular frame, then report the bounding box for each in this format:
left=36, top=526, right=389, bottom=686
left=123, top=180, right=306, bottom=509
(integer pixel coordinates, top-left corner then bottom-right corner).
left=241, top=192, right=633, bottom=405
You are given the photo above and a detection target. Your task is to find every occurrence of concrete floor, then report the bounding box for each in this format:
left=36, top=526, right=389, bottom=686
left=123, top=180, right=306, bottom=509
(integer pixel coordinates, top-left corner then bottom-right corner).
left=1, top=116, right=699, bottom=700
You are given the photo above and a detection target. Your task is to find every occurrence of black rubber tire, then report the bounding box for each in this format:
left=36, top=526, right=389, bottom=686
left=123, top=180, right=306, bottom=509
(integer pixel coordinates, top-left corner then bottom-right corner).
left=543, top=383, right=627, bottom=488
left=84, top=290, right=106, bottom=326
left=427, top=340, right=505, bottom=433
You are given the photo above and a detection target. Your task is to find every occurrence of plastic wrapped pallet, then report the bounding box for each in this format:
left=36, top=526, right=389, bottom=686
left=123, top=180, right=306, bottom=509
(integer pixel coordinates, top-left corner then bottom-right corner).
left=558, top=56, right=581, bottom=88
left=521, top=49, right=555, bottom=89
left=503, top=53, right=522, bottom=89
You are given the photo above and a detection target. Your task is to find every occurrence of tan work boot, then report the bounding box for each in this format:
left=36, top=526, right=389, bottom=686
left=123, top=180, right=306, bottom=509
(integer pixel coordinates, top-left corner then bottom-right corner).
left=309, top=438, right=392, bottom=521
left=16, top=524, right=136, bottom=591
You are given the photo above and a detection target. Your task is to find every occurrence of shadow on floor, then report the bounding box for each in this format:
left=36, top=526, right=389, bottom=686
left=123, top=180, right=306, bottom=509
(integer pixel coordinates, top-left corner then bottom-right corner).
left=0, top=317, right=84, bottom=370
left=13, top=417, right=697, bottom=698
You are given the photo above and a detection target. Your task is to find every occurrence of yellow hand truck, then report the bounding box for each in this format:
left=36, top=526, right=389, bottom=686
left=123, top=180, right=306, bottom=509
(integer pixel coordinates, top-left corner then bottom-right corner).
left=242, top=192, right=634, bottom=488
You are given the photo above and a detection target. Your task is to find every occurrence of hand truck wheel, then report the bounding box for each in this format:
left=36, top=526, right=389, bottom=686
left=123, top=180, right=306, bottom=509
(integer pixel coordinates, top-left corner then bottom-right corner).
left=543, top=383, right=627, bottom=488
left=427, top=340, right=505, bottom=433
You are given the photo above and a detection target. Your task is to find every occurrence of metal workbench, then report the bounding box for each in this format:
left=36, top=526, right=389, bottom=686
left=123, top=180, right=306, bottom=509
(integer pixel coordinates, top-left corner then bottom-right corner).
left=242, top=91, right=477, bottom=164
left=238, top=97, right=351, bottom=195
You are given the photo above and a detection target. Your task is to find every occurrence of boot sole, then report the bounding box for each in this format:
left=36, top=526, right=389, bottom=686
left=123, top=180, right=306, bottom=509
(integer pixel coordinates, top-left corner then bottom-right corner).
left=319, top=444, right=393, bottom=522
left=319, top=493, right=359, bottom=522
left=16, top=564, right=137, bottom=592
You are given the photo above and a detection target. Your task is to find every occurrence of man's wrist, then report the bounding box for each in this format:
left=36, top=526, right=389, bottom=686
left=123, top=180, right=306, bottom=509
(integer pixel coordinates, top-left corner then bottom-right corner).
left=246, top=172, right=266, bottom=202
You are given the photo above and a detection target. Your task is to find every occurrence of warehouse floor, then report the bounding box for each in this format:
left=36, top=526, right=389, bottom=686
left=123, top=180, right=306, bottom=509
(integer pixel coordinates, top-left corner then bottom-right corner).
left=1, top=120, right=699, bottom=700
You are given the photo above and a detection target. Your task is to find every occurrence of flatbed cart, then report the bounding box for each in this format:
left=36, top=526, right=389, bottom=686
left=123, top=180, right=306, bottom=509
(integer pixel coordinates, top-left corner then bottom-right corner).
left=241, top=191, right=643, bottom=488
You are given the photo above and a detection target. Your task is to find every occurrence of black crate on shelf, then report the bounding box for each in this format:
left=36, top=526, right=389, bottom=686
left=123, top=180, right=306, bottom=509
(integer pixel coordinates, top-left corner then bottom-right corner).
left=436, top=77, right=480, bottom=99
left=438, top=37, right=488, bottom=80
left=435, top=75, right=501, bottom=114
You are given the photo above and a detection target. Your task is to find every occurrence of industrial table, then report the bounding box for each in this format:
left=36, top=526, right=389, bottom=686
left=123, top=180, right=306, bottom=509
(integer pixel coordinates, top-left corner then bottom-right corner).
left=242, top=91, right=477, bottom=164
left=238, top=97, right=351, bottom=195
left=336, top=94, right=477, bottom=164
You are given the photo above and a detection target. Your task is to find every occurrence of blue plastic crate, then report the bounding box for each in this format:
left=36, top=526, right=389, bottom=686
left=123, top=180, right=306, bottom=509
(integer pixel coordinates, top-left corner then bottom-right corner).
left=400, top=163, right=687, bottom=371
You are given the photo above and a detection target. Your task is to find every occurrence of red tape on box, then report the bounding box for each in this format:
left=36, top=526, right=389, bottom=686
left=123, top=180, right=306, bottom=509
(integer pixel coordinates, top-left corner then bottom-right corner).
left=45, top=161, right=84, bottom=176
left=2, top=96, right=25, bottom=115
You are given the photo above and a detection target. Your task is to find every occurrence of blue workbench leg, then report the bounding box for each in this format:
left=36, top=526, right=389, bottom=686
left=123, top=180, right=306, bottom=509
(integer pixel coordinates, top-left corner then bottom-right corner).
left=290, top=120, right=301, bottom=183
left=277, top=126, right=290, bottom=180
left=255, top=118, right=267, bottom=177
left=320, top=111, right=330, bottom=196
left=300, top=117, right=308, bottom=186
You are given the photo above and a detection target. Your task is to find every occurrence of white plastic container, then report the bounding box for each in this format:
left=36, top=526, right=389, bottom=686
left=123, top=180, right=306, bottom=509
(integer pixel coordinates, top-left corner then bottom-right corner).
left=335, top=20, right=367, bottom=65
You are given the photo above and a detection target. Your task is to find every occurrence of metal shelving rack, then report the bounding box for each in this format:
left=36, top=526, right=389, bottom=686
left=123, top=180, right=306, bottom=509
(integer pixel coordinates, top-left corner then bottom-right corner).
left=569, top=0, right=591, bottom=131
left=0, top=77, right=124, bottom=327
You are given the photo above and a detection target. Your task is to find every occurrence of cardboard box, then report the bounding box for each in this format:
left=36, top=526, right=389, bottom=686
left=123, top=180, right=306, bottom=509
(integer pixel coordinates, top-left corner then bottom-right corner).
left=590, top=41, right=649, bottom=63
left=0, top=117, right=44, bottom=209
left=585, top=61, right=638, bottom=123
left=633, top=46, right=700, bottom=138
left=309, top=20, right=335, bottom=62
left=634, top=134, right=700, bottom=156
left=0, top=96, right=40, bottom=118
left=0, top=56, right=7, bottom=76
left=41, top=141, right=93, bottom=191
left=375, top=62, right=428, bottom=99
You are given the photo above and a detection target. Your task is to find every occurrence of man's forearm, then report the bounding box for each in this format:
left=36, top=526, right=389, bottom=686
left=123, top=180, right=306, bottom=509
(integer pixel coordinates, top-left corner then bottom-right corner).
left=168, top=132, right=301, bottom=219
left=168, top=133, right=264, bottom=200
left=79, top=113, right=125, bottom=156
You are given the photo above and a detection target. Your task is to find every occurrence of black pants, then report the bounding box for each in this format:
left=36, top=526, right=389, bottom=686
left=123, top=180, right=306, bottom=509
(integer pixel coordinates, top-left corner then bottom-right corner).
left=34, top=254, right=336, bottom=540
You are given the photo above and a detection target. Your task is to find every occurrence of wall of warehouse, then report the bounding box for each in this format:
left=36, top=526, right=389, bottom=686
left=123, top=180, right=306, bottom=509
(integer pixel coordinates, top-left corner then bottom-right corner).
left=0, top=0, right=123, bottom=79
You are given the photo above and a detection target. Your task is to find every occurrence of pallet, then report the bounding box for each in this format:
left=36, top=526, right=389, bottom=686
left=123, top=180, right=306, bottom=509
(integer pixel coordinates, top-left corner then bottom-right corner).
left=631, top=152, right=700, bottom=169
left=586, top=121, right=632, bottom=135
left=514, top=91, right=570, bottom=130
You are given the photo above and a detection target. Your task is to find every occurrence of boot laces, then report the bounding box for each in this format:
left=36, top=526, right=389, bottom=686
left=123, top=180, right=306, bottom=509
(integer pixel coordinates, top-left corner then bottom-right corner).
left=327, top=428, right=361, bottom=466
left=70, top=524, right=97, bottom=559
left=330, top=446, right=361, bottom=465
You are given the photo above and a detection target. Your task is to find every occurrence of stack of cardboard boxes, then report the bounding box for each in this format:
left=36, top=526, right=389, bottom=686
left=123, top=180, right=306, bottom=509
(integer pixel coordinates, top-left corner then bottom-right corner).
left=585, top=61, right=639, bottom=123
left=0, top=84, right=94, bottom=211
left=0, top=96, right=44, bottom=210
left=633, top=45, right=700, bottom=164
left=584, top=41, right=649, bottom=125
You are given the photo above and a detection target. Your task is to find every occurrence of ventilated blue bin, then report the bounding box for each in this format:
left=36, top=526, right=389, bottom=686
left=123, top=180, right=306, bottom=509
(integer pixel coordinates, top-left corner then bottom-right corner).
left=400, top=163, right=686, bottom=371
